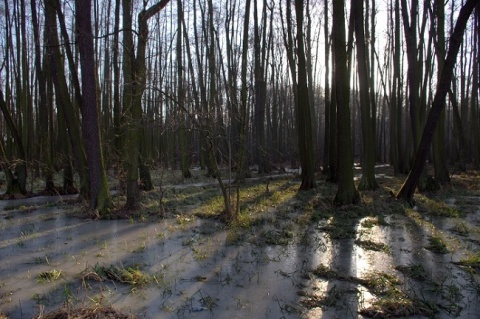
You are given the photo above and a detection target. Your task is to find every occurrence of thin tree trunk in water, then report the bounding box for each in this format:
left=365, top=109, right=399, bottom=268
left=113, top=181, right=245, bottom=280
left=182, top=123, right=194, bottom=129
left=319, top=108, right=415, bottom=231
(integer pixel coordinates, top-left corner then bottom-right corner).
left=112, top=0, right=121, bottom=165
left=471, top=4, right=480, bottom=168
left=177, top=0, right=191, bottom=179
left=397, top=0, right=477, bottom=203
left=432, top=0, right=451, bottom=185
left=236, top=0, right=251, bottom=183
left=389, top=0, right=406, bottom=174
left=449, top=81, right=467, bottom=171
left=294, top=0, right=316, bottom=190
left=31, top=0, right=55, bottom=193
left=19, top=0, right=33, bottom=174
left=353, top=0, right=378, bottom=191
left=253, top=0, right=269, bottom=174
left=76, top=0, right=112, bottom=214
left=333, top=0, right=359, bottom=205
left=121, top=0, right=140, bottom=208
left=323, top=0, right=331, bottom=176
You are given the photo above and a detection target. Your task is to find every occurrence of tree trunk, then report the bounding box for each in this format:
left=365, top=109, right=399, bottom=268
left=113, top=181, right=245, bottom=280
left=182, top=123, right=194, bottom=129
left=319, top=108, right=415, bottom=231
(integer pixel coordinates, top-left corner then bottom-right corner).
left=432, top=0, right=451, bottom=185
left=333, top=0, right=360, bottom=205
left=177, top=0, right=192, bottom=179
left=234, top=0, right=251, bottom=183
left=471, top=4, right=480, bottom=168
left=353, top=0, right=379, bottom=191
left=31, top=0, right=55, bottom=193
left=253, top=0, right=270, bottom=174
left=76, top=0, right=112, bottom=214
left=294, top=0, right=316, bottom=190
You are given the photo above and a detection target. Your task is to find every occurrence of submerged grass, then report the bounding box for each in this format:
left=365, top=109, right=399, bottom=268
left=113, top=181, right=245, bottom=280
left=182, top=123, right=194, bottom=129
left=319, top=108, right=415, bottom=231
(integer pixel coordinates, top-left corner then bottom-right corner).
left=310, top=263, right=439, bottom=317
left=395, top=264, right=428, bottom=282
left=451, top=221, right=470, bottom=236
left=426, top=236, right=449, bottom=254
left=37, top=306, right=135, bottom=319
left=360, top=295, right=438, bottom=318
left=86, top=264, right=151, bottom=287
left=454, top=252, right=480, bottom=273
left=417, top=196, right=464, bottom=218
left=299, top=285, right=344, bottom=309
left=355, top=239, right=391, bottom=253
left=36, top=269, right=62, bottom=283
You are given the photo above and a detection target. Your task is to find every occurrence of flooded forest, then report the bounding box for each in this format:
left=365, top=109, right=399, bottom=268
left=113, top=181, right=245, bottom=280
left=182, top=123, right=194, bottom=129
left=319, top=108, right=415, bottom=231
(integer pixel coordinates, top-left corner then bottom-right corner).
left=1, top=0, right=480, bottom=318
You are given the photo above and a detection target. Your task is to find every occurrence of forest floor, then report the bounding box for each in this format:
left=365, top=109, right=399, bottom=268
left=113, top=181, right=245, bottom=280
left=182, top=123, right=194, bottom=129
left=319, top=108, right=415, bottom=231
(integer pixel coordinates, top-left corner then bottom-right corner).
left=0, top=165, right=479, bottom=319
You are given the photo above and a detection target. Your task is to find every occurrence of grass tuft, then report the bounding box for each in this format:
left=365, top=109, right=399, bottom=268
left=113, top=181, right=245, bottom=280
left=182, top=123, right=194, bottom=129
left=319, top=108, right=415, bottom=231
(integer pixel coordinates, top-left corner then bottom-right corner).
left=425, top=236, right=449, bottom=254
left=355, top=239, right=391, bottom=253
left=87, top=264, right=151, bottom=287
left=395, top=264, right=428, bottom=281
left=36, top=269, right=62, bottom=283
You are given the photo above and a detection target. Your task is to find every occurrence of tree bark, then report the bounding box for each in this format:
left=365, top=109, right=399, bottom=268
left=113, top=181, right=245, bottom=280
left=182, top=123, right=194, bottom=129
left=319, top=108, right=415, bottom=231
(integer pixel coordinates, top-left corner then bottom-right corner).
left=353, top=0, right=379, bottom=191
left=432, top=0, right=451, bottom=185
left=333, top=0, right=360, bottom=205
left=177, top=0, right=192, bottom=179
left=76, top=0, right=112, bottom=214
left=294, top=0, right=316, bottom=190
left=235, top=0, right=251, bottom=183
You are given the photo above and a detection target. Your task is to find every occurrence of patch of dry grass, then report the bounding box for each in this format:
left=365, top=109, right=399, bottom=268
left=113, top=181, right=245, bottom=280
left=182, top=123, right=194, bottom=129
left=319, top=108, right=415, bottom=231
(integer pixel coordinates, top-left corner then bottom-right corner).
left=36, top=306, right=135, bottom=319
